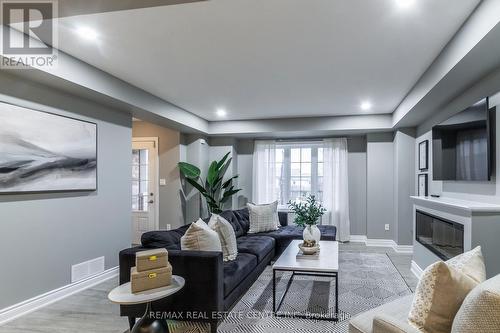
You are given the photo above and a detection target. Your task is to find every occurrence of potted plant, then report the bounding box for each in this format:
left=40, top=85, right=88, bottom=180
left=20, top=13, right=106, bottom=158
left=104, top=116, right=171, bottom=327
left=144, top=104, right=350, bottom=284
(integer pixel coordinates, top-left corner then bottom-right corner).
left=288, top=195, right=326, bottom=244
left=178, top=152, right=241, bottom=215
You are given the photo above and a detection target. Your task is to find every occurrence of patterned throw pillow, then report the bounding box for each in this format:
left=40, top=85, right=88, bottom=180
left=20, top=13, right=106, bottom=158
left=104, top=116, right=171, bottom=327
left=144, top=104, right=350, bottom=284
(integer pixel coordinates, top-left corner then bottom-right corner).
left=209, top=214, right=238, bottom=261
left=408, top=261, right=478, bottom=333
left=181, top=219, right=222, bottom=252
left=451, top=274, right=500, bottom=332
left=247, top=201, right=279, bottom=234
left=446, top=246, right=486, bottom=284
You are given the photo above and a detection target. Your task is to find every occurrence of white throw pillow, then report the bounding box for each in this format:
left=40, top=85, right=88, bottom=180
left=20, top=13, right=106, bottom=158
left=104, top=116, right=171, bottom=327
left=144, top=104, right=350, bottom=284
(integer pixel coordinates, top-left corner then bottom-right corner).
left=446, top=246, right=486, bottom=284
left=208, top=214, right=238, bottom=261
left=247, top=201, right=279, bottom=234
left=181, top=219, right=222, bottom=252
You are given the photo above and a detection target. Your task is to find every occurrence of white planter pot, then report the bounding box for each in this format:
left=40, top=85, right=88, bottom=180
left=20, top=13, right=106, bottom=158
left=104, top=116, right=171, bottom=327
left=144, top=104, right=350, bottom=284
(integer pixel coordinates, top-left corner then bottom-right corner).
left=303, top=225, right=321, bottom=244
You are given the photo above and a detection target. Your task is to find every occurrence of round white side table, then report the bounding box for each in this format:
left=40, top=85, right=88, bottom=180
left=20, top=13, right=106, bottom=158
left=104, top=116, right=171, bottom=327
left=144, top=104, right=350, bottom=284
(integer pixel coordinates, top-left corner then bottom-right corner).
left=109, top=275, right=185, bottom=333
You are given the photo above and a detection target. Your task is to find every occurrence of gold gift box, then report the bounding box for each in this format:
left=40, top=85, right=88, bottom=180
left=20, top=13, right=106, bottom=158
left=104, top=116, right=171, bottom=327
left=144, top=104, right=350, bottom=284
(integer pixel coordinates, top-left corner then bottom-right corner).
left=135, top=248, right=168, bottom=272
left=131, top=264, right=172, bottom=293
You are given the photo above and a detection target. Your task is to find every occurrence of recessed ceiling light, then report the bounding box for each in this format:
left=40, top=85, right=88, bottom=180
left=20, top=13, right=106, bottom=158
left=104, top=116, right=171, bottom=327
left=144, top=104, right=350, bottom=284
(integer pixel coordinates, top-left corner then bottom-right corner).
left=395, top=0, right=415, bottom=8
left=76, top=27, right=98, bottom=41
left=360, top=101, right=372, bottom=111
left=216, top=108, right=227, bottom=117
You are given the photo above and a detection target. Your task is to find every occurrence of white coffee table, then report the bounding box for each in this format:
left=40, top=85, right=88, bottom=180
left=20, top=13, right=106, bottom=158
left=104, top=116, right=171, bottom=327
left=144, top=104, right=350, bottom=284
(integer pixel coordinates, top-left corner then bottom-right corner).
left=109, top=275, right=185, bottom=333
left=272, top=240, right=339, bottom=321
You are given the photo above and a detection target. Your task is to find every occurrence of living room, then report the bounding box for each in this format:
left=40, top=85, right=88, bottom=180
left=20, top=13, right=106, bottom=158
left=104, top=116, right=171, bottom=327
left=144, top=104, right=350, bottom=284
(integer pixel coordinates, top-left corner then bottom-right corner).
left=1, top=1, right=500, bottom=333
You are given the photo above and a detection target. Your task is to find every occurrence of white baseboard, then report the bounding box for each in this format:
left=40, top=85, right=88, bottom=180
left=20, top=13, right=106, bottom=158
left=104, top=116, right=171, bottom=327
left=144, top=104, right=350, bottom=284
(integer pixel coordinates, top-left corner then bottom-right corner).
left=394, top=245, right=414, bottom=254
left=349, top=235, right=367, bottom=243
left=365, top=238, right=397, bottom=248
left=411, top=260, right=424, bottom=279
left=349, top=235, right=413, bottom=254
left=0, top=266, right=118, bottom=326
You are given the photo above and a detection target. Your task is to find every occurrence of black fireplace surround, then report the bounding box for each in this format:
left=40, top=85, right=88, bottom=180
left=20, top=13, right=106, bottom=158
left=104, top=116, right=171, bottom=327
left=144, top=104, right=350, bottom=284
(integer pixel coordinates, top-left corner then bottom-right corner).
left=119, top=208, right=337, bottom=332
left=415, top=210, right=464, bottom=260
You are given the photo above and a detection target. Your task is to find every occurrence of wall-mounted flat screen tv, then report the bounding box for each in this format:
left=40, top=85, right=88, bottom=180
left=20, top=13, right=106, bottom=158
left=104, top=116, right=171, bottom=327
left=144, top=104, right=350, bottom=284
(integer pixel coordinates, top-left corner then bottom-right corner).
left=432, top=98, right=495, bottom=181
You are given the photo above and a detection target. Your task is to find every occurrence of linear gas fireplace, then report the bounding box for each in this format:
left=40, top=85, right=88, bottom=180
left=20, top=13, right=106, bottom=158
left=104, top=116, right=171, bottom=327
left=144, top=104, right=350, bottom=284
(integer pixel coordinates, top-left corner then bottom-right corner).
left=416, top=210, right=464, bottom=260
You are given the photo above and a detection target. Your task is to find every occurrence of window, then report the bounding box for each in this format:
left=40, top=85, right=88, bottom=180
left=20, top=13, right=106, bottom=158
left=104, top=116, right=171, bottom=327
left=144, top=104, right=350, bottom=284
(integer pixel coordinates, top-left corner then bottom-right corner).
left=274, top=143, right=324, bottom=207
left=132, top=148, right=149, bottom=211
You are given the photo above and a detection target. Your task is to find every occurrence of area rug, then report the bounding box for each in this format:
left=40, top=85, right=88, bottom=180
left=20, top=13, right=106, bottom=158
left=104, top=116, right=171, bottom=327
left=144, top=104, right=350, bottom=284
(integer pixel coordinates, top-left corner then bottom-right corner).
left=169, top=251, right=412, bottom=333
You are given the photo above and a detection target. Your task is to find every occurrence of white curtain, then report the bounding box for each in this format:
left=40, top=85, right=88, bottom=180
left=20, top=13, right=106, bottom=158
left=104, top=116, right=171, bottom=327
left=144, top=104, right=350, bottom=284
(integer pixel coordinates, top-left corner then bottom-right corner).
left=323, top=138, right=350, bottom=242
left=252, top=140, right=277, bottom=204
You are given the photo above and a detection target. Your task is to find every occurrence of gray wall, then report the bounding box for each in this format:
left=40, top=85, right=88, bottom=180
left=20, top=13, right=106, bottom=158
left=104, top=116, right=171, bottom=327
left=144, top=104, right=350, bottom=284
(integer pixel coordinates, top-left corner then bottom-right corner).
left=393, top=129, right=416, bottom=245
left=0, top=72, right=131, bottom=309
left=236, top=140, right=254, bottom=208
left=366, top=133, right=395, bottom=240
left=347, top=137, right=368, bottom=236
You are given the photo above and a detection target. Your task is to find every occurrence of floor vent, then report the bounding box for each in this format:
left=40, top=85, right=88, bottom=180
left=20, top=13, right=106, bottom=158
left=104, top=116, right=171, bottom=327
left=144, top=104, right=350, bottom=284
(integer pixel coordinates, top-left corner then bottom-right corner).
left=71, top=257, right=105, bottom=283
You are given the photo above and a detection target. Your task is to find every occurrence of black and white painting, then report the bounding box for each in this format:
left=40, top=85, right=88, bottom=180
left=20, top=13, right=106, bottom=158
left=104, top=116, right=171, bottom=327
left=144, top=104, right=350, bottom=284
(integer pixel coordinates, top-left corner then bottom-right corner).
left=0, top=102, right=97, bottom=193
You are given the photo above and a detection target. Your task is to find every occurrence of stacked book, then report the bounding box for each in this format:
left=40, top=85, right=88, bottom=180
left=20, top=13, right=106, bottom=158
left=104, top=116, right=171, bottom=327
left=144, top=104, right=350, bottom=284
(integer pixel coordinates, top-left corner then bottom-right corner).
left=131, top=248, right=172, bottom=293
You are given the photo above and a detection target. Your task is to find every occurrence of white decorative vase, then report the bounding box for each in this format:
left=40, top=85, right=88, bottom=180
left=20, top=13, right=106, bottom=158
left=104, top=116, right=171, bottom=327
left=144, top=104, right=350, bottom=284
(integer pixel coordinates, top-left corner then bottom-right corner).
left=303, top=225, right=321, bottom=244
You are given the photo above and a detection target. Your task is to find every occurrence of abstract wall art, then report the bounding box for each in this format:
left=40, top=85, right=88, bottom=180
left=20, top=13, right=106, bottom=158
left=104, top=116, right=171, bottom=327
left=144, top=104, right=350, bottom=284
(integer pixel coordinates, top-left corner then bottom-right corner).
left=0, top=102, right=97, bottom=193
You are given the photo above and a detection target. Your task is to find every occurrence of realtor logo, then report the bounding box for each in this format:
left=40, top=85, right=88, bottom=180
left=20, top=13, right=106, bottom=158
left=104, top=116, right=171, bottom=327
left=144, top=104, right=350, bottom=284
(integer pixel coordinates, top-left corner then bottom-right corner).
left=1, top=0, right=58, bottom=69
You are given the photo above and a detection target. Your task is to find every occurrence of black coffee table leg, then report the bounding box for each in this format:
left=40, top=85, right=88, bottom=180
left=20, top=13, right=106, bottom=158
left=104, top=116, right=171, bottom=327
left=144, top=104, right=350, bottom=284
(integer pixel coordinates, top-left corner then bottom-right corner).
left=131, top=302, right=169, bottom=333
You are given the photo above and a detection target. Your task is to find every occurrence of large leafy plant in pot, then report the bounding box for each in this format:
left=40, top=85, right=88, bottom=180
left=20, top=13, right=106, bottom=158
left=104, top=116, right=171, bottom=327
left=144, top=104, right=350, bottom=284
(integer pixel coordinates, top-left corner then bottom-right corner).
left=178, top=152, right=241, bottom=215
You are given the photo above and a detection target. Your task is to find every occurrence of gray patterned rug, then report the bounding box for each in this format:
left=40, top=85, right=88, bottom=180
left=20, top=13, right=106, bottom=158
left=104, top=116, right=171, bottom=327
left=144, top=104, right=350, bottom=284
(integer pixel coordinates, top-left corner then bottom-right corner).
left=169, top=251, right=412, bottom=333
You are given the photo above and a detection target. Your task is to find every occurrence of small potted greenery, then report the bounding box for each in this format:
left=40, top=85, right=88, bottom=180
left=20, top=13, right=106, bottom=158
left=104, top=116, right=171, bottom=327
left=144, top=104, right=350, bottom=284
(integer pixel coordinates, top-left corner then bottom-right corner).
left=288, top=195, right=326, bottom=245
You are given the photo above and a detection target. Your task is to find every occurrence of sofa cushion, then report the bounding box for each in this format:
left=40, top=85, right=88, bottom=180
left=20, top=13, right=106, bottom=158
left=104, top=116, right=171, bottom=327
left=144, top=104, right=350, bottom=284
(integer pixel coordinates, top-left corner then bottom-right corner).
left=257, top=225, right=336, bottom=240
left=349, top=295, right=415, bottom=333
left=141, top=225, right=189, bottom=249
left=451, top=274, right=500, bottom=332
left=236, top=236, right=275, bottom=262
left=373, top=314, right=423, bottom=333
left=223, top=253, right=258, bottom=297
left=218, top=209, right=250, bottom=238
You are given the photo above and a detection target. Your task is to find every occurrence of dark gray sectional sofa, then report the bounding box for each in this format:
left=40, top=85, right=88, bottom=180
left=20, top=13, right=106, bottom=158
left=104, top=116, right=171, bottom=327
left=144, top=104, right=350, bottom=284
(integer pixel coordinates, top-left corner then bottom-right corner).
left=119, top=208, right=337, bottom=332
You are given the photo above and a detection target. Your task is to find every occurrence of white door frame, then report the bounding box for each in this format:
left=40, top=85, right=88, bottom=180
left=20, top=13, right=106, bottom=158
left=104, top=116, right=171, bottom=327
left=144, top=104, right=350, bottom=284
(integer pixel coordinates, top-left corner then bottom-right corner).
left=132, top=137, right=160, bottom=232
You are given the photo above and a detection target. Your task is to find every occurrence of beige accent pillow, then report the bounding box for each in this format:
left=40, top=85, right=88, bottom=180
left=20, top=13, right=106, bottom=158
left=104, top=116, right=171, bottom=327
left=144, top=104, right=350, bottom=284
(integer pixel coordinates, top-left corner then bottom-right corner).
left=208, top=214, right=238, bottom=261
left=446, top=246, right=486, bottom=284
left=408, top=261, right=478, bottom=333
left=180, top=219, right=222, bottom=252
left=247, top=201, right=279, bottom=234
left=451, top=274, right=500, bottom=332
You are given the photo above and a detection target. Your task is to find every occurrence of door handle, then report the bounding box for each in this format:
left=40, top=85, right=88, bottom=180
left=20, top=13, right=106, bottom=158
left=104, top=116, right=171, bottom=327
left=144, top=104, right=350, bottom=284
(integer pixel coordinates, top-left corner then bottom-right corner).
left=148, top=200, right=154, bottom=204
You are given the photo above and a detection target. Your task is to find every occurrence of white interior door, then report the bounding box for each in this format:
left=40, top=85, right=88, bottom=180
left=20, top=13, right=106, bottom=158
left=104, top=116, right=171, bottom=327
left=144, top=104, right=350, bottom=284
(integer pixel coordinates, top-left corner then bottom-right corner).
left=132, top=138, right=159, bottom=245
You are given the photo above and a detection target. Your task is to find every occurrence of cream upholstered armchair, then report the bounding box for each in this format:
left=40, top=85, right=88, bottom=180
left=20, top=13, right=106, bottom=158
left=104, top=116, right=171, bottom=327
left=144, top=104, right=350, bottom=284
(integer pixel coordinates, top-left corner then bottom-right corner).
left=349, top=274, right=500, bottom=333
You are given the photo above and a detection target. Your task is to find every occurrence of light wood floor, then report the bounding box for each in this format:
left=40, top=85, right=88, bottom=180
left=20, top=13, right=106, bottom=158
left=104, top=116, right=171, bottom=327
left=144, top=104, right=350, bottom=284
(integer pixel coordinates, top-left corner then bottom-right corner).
left=0, top=243, right=418, bottom=333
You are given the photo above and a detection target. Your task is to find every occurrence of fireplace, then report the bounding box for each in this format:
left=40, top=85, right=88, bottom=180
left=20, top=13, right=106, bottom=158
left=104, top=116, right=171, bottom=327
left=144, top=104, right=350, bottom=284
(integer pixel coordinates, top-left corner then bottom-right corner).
left=416, top=210, right=464, bottom=260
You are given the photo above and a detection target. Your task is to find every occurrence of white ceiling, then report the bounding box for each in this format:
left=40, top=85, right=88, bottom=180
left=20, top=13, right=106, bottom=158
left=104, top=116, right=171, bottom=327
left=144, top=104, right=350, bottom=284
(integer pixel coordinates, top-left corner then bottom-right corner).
left=50, top=0, right=480, bottom=121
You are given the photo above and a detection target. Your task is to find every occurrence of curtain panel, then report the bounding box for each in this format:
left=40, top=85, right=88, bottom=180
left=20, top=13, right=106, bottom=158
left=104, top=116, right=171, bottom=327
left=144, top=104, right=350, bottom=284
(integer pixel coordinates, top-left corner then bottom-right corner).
left=252, top=140, right=277, bottom=204
left=323, top=138, right=350, bottom=242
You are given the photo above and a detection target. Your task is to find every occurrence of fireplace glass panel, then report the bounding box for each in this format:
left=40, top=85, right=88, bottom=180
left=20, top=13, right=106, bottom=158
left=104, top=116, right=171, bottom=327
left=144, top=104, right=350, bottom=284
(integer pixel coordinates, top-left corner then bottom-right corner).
left=416, top=210, right=464, bottom=260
